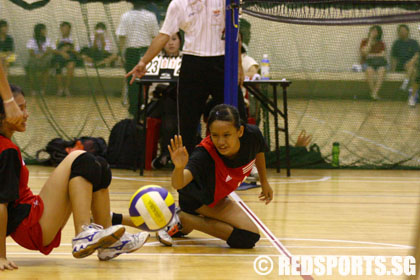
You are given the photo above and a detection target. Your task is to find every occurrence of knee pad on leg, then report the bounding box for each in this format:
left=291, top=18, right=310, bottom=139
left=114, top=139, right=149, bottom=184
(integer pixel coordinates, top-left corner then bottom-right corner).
left=226, top=227, right=260, bottom=249
left=70, top=153, right=112, bottom=192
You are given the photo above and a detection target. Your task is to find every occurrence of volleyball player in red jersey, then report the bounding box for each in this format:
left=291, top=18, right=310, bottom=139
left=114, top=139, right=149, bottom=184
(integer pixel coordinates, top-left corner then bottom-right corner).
left=160, top=104, right=273, bottom=248
left=0, top=85, right=149, bottom=271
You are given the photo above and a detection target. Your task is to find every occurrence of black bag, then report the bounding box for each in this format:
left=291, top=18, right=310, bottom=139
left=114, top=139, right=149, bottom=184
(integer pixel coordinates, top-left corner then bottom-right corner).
left=106, top=119, right=144, bottom=170
left=37, top=137, right=108, bottom=166
left=42, top=138, right=75, bottom=166
left=79, top=137, right=107, bottom=158
left=266, top=144, right=330, bottom=168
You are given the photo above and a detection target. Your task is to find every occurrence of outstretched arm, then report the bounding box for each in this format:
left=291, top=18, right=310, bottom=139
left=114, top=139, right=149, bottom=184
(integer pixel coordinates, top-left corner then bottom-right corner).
left=125, top=33, right=170, bottom=84
left=0, top=63, right=23, bottom=126
left=0, top=203, right=18, bottom=271
left=255, top=152, right=273, bottom=204
left=168, top=135, right=193, bottom=190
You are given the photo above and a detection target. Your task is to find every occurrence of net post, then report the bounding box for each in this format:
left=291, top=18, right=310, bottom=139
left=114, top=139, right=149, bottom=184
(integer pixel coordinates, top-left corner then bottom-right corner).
left=224, top=0, right=239, bottom=107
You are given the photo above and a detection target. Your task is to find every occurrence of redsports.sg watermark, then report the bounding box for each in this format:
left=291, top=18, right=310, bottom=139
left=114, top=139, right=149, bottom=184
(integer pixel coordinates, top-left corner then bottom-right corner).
left=254, top=255, right=416, bottom=276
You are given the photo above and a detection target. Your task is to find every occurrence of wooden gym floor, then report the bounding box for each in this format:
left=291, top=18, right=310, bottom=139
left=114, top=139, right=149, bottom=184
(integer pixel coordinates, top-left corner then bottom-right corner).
left=2, top=167, right=419, bottom=280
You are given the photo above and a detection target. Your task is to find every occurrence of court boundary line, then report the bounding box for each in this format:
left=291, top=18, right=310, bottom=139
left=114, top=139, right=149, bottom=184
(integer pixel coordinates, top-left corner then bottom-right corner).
left=229, top=191, right=314, bottom=280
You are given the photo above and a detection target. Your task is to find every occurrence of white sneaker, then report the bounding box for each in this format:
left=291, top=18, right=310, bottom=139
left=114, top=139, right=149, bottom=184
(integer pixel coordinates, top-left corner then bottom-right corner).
left=156, top=230, right=173, bottom=246
left=156, top=210, right=183, bottom=247
left=97, top=232, right=150, bottom=261
left=72, top=223, right=125, bottom=259
left=408, top=94, right=416, bottom=107
left=401, top=78, right=409, bottom=90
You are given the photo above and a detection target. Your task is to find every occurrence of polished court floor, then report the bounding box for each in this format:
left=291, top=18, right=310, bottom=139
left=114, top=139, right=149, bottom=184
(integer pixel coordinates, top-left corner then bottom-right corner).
left=3, top=167, right=419, bottom=280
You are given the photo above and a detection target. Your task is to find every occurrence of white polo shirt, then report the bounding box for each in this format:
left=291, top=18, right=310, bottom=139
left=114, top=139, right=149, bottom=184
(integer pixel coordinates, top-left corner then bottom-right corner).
left=160, top=0, right=225, bottom=57
left=26, top=38, right=55, bottom=54
left=116, top=9, right=159, bottom=48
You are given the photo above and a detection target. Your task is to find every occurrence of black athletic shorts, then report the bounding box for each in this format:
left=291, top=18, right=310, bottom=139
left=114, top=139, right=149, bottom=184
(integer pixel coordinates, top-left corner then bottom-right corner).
left=178, top=191, right=202, bottom=216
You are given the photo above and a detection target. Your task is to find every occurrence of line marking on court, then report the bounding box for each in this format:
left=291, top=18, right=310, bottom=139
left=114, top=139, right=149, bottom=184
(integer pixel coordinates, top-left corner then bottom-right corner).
left=230, top=192, right=314, bottom=280
left=7, top=237, right=411, bottom=249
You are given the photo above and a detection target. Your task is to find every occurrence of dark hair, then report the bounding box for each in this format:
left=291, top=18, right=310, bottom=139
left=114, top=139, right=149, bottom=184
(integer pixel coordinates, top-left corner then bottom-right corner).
left=398, top=24, right=409, bottom=33
left=207, top=104, right=241, bottom=130
left=95, top=22, right=106, bottom=30
left=0, top=20, right=7, bottom=29
left=60, top=21, right=71, bottom=28
left=0, top=85, right=25, bottom=116
left=163, top=32, right=183, bottom=55
left=369, top=25, right=383, bottom=41
left=34, top=23, right=46, bottom=50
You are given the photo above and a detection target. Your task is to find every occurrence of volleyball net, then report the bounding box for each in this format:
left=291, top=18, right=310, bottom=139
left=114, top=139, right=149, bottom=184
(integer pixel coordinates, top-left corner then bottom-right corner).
left=1, top=0, right=420, bottom=168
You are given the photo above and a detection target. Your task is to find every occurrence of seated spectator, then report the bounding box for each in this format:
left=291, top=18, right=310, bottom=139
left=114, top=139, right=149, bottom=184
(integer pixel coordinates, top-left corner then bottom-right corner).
left=391, top=24, right=419, bottom=91
left=26, top=23, right=55, bottom=96
left=150, top=32, right=183, bottom=169
left=52, top=22, right=80, bottom=97
left=80, top=22, right=117, bottom=67
left=0, top=20, right=15, bottom=76
left=408, top=54, right=420, bottom=107
left=360, top=25, right=387, bottom=100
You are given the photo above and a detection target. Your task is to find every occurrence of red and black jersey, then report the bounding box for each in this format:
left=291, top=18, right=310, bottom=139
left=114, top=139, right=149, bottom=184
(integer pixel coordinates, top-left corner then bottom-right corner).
left=0, top=135, right=34, bottom=235
left=180, top=124, right=268, bottom=207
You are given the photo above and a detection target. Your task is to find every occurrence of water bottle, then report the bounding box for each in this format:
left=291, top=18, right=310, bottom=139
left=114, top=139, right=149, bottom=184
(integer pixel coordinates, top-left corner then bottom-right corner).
left=332, top=142, right=340, bottom=167
left=261, top=54, right=270, bottom=80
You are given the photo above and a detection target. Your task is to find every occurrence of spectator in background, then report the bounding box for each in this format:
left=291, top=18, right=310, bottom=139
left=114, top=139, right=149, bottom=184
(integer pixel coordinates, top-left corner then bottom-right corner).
left=0, top=20, right=15, bottom=76
left=53, top=22, right=79, bottom=97
left=117, top=0, right=159, bottom=117
left=360, top=25, right=387, bottom=100
left=26, top=23, right=55, bottom=96
left=80, top=22, right=117, bottom=68
left=391, top=24, right=419, bottom=92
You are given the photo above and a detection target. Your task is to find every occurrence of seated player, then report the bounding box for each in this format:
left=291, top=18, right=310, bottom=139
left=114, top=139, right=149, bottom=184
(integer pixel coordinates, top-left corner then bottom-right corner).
left=0, top=20, right=15, bottom=76
left=408, top=56, right=420, bottom=107
left=150, top=32, right=183, bottom=169
left=0, top=85, right=149, bottom=270
left=80, top=22, right=117, bottom=68
left=26, top=23, right=55, bottom=96
left=360, top=25, right=387, bottom=100
left=53, top=22, right=80, bottom=97
left=112, top=104, right=273, bottom=248
left=391, top=24, right=419, bottom=92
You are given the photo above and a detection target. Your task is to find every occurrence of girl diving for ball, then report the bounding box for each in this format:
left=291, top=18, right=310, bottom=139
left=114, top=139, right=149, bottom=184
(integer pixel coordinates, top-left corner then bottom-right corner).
left=160, top=104, right=273, bottom=248
left=0, top=85, right=149, bottom=271
left=111, top=104, right=273, bottom=248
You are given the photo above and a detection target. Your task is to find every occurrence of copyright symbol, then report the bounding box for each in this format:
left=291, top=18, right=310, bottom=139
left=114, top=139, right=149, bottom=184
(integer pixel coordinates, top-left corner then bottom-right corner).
left=254, top=256, right=274, bottom=276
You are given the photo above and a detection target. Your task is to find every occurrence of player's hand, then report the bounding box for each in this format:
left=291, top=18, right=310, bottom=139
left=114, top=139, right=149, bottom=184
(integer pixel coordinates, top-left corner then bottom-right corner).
left=295, top=130, right=312, bottom=148
left=168, top=135, right=189, bottom=169
left=126, top=61, right=147, bottom=85
left=259, top=181, right=273, bottom=205
left=0, top=258, right=18, bottom=271
left=4, top=100, right=23, bottom=127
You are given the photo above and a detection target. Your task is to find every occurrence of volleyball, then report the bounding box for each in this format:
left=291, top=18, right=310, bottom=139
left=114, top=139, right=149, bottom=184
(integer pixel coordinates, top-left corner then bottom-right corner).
left=128, top=185, right=176, bottom=232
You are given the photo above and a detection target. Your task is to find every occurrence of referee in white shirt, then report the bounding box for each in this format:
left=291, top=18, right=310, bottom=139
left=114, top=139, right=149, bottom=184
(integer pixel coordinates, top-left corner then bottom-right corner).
left=127, top=0, right=246, bottom=153
left=117, top=0, right=159, bottom=117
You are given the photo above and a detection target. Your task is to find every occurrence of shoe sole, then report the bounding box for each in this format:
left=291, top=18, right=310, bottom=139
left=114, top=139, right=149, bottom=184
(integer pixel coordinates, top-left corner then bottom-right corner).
left=73, top=227, right=126, bottom=259
left=156, top=232, right=173, bottom=247
left=98, top=233, right=151, bottom=261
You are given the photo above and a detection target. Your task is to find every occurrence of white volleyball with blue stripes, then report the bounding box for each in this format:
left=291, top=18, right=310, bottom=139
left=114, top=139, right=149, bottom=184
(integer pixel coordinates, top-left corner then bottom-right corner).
left=129, top=185, right=176, bottom=231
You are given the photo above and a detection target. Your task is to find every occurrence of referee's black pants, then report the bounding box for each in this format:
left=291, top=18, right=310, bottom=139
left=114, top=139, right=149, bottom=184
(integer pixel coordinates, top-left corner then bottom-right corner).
left=124, top=47, right=148, bottom=117
left=179, top=54, right=247, bottom=153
